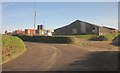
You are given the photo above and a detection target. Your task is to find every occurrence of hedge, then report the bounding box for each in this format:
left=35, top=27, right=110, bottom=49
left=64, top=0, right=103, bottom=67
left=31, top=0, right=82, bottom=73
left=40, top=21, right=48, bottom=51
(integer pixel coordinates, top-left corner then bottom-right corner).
left=15, top=35, right=75, bottom=44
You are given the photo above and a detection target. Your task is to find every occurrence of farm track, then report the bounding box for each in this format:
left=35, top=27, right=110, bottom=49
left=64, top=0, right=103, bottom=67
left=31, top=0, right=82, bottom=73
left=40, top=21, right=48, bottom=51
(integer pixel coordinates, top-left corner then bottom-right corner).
left=2, top=41, right=118, bottom=71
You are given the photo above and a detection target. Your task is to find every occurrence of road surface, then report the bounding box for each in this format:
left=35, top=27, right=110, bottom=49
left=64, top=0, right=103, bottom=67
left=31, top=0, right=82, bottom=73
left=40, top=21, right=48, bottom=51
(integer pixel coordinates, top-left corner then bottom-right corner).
left=2, top=42, right=118, bottom=71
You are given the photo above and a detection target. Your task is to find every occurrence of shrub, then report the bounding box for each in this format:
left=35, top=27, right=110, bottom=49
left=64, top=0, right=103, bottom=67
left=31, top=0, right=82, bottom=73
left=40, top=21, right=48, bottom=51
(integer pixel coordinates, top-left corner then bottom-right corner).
left=89, top=35, right=108, bottom=41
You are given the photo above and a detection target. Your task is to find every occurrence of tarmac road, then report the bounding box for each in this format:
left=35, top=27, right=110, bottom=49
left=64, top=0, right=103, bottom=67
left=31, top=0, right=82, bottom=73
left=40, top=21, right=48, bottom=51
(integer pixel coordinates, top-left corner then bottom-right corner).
left=2, top=42, right=118, bottom=71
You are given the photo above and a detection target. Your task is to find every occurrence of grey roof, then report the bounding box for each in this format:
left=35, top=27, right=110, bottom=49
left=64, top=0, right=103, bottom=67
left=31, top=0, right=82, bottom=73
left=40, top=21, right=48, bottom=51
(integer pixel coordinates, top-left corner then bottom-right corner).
left=54, top=20, right=100, bottom=30
left=102, top=26, right=116, bottom=30
left=54, top=19, right=117, bottom=30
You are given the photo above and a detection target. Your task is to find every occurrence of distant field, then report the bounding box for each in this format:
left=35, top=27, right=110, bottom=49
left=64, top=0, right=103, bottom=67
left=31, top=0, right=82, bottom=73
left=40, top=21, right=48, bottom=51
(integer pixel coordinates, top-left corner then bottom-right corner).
left=1, top=35, right=26, bottom=63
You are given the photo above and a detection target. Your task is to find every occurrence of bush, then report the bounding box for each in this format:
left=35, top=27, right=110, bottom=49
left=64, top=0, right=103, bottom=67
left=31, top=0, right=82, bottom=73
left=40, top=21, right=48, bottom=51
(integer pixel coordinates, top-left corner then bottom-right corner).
left=89, top=35, right=108, bottom=41
left=2, top=35, right=26, bottom=63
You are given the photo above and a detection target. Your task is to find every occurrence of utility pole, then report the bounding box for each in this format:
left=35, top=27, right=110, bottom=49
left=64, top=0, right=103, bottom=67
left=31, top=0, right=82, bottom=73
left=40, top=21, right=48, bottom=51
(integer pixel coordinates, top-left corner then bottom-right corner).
left=34, top=0, right=36, bottom=35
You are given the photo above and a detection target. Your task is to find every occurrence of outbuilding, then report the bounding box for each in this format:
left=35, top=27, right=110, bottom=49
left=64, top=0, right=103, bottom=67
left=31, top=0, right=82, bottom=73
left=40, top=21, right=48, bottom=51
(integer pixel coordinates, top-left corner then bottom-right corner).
left=54, top=20, right=117, bottom=35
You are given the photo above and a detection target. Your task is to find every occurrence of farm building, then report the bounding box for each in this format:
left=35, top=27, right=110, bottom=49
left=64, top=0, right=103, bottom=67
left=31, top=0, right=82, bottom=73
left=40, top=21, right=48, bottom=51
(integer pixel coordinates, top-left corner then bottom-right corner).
left=14, top=30, right=25, bottom=35
left=54, top=20, right=117, bottom=35
left=25, top=29, right=36, bottom=35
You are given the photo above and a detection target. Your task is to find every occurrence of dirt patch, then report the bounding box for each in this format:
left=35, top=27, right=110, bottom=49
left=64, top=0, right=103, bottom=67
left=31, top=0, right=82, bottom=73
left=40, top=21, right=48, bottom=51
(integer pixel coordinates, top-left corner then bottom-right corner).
left=74, top=39, right=118, bottom=51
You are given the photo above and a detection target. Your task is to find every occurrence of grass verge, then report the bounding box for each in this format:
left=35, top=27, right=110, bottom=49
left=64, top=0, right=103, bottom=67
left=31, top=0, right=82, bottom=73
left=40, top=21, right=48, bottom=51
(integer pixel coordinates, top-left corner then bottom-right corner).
left=1, top=35, right=26, bottom=64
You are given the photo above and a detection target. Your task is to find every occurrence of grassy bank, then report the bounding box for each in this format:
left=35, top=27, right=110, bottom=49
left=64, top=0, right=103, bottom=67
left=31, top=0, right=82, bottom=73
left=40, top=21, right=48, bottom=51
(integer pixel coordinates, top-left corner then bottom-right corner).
left=1, top=35, right=26, bottom=64
left=89, top=33, right=118, bottom=41
left=104, top=33, right=118, bottom=40
left=112, top=35, right=120, bottom=46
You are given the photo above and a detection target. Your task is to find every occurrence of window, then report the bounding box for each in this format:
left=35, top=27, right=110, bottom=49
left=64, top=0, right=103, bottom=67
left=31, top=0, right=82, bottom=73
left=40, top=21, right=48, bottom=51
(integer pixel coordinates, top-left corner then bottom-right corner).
left=92, top=27, right=95, bottom=34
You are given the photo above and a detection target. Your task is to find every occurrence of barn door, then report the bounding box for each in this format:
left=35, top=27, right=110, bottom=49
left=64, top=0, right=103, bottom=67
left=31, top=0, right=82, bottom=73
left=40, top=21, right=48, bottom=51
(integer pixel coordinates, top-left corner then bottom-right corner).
left=81, top=22, right=86, bottom=34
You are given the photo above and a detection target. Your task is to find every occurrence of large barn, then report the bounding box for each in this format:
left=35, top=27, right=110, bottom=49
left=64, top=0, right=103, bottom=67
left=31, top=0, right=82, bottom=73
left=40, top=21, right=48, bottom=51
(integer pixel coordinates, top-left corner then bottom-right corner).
left=54, top=20, right=117, bottom=35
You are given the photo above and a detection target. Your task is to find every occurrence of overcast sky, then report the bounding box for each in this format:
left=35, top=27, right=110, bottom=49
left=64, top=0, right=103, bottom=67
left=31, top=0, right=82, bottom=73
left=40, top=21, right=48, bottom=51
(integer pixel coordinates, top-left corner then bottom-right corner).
left=2, top=2, right=118, bottom=33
